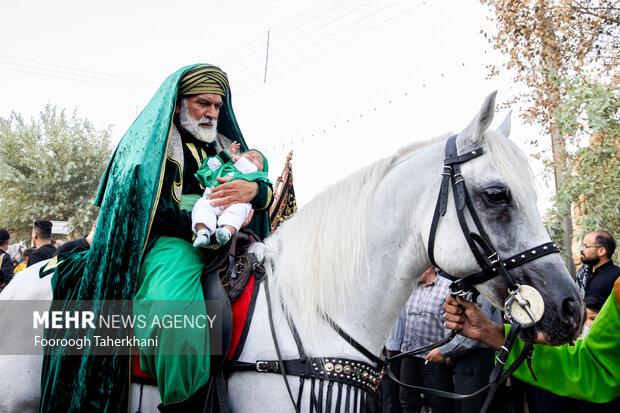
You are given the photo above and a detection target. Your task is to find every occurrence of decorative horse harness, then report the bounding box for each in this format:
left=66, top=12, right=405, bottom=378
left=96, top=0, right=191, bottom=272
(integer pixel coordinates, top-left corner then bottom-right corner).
left=226, top=135, right=562, bottom=413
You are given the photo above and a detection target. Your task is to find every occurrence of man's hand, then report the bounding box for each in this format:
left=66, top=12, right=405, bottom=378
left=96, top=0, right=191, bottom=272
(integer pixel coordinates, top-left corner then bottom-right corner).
left=241, top=209, right=254, bottom=229
left=443, top=294, right=505, bottom=350
left=424, top=348, right=445, bottom=364
left=208, top=178, right=258, bottom=209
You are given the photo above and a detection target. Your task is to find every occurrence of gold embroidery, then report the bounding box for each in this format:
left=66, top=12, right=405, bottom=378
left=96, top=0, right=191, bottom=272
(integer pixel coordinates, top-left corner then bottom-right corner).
left=143, top=104, right=177, bottom=254
left=186, top=143, right=208, bottom=189
left=256, top=186, right=273, bottom=211
left=186, top=142, right=204, bottom=166
left=42, top=256, right=60, bottom=272
left=167, top=155, right=183, bottom=204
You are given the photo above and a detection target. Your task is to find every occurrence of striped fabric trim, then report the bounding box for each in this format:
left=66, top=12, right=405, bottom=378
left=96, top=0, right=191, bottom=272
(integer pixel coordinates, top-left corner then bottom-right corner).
left=179, top=65, right=229, bottom=96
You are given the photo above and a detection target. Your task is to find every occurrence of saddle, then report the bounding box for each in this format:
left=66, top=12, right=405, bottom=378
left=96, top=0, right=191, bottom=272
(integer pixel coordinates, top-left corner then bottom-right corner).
left=199, top=229, right=263, bottom=371
left=134, top=230, right=264, bottom=413
left=202, top=229, right=263, bottom=305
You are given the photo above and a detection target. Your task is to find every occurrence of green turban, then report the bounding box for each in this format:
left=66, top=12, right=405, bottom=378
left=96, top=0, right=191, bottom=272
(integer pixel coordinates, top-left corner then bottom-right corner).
left=178, top=64, right=229, bottom=96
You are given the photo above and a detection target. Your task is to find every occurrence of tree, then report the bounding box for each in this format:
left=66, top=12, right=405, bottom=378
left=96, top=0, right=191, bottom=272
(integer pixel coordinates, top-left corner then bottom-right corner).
left=480, top=0, right=619, bottom=273
left=0, top=105, right=113, bottom=242
left=546, top=74, right=619, bottom=260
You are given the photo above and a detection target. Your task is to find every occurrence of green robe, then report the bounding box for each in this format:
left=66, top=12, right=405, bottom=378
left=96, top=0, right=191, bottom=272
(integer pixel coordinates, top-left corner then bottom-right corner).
left=506, top=278, right=620, bottom=403
left=40, top=64, right=271, bottom=412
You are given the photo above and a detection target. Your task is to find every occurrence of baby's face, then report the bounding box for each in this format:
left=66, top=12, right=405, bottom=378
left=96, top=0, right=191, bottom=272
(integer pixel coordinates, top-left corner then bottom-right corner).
left=241, top=150, right=264, bottom=171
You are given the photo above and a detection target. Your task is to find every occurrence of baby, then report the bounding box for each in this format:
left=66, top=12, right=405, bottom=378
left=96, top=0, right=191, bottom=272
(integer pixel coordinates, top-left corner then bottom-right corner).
left=192, top=142, right=270, bottom=246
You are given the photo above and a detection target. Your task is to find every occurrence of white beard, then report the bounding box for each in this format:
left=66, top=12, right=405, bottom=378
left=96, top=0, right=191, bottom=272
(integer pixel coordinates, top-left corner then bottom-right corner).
left=179, top=99, right=218, bottom=143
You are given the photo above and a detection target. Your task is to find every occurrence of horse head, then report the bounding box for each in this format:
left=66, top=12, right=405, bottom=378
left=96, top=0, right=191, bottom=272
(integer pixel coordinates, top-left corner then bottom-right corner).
left=429, top=92, right=584, bottom=345
left=257, top=91, right=583, bottom=363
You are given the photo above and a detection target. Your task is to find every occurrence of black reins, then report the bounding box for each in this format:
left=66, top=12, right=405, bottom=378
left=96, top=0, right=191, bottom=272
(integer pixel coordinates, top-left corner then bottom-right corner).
left=230, top=135, right=561, bottom=412
left=320, top=135, right=557, bottom=410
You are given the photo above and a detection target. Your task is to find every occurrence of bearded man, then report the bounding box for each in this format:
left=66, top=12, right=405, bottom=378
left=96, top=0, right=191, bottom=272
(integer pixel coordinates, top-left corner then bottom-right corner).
left=40, top=64, right=272, bottom=412
left=576, top=230, right=620, bottom=301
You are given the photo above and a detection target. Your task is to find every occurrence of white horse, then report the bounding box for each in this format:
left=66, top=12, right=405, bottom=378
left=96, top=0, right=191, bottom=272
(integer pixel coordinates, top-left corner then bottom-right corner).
left=0, top=260, right=50, bottom=413
left=0, top=93, right=583, bottom=413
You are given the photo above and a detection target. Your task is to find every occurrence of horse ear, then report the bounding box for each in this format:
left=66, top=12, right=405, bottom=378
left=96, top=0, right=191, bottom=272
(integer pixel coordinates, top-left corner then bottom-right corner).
left=497, top=110, right=512, bottom=138
left=457, top=91, right=497, bottom=149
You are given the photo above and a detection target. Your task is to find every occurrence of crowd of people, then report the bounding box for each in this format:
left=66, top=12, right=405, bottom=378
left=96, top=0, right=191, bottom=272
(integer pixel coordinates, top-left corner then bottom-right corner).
left=0, top=218, right=98, bottom=293
left=382, top=230, right=619, bottom=413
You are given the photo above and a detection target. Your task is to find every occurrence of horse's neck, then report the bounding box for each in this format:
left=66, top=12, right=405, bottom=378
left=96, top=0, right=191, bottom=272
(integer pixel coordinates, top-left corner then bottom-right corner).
left=285, top=146, right=443, bottom=360
left=331, top=150, right=442, bottom=356
left=243, top=144, right=444, bottom=363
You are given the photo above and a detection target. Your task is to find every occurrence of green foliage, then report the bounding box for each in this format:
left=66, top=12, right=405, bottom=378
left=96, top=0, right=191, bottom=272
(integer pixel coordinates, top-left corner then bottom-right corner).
left=0, top=105, right=113, bottom=242
left=545, top=75, right=620, bottom=259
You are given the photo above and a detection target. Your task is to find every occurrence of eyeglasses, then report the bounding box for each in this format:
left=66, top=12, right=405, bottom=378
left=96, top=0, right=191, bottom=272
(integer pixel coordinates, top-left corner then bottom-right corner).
left=580, top=243, right=602, bottom=249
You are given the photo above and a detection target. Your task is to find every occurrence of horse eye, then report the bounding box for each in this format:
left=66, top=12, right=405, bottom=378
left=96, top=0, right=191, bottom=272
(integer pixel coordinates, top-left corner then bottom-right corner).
left=483, top=186, right=512, bottom=205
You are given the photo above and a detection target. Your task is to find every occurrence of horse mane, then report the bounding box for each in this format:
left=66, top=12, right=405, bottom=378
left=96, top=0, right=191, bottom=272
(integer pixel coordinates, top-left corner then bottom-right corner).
left=254, top=133, right=451, bottom=340
left=253, top=129, right=536, bottom=342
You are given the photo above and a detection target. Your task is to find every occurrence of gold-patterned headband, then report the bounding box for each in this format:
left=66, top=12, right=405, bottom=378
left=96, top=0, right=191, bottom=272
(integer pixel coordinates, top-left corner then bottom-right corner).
left=178, top=65, right=229, bottom=96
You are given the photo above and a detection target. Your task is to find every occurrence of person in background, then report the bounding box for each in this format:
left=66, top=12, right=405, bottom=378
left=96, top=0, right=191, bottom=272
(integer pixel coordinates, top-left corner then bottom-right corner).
left=0, top=229, right=15, bottom=290
left=426, top=293, right=505, bottom=413
left=55, top=220, right=97, bottom=255
left=13, top=248, right=34, bottom=274
left=28, top=219, right=56, bottom=267
left=382, top=307, right=406, bottom=413
left=398, top=266, right=453, bottom=413
left=580, top=294, right=606, bottom=339
left=51, top=238, right=64, bottom=249
left=576, top=230, right=619, bottom=300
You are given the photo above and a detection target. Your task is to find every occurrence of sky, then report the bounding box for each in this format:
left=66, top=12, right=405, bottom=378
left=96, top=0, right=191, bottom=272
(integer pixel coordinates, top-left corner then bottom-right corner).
left=0, top=0, right=552, bottom=210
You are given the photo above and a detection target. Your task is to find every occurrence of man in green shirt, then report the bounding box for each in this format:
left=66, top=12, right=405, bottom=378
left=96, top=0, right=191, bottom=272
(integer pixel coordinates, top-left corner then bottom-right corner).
left=443, top=277, right=620, bottom=404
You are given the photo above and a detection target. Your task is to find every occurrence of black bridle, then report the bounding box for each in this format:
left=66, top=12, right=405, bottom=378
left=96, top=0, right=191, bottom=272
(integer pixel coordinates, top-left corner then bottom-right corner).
left=427, top=134, right=559, bottom=312
left=230, top=135, right=561, bottom=412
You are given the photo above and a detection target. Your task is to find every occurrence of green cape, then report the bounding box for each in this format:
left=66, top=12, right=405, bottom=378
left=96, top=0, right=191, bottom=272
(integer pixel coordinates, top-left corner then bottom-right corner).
left=40, top=64, right=270, bottom=412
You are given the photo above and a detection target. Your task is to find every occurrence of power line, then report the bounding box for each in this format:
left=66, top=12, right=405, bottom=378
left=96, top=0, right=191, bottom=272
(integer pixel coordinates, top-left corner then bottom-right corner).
left=226, top=0, right=364, bottom=77
left=271, top=0, right=336, bottom=31
left=0, top=65, right=154, bottom=91
left=0, top=55, right=158, bottom=86
left=231, top=1, right=398, bottom=85
left=236, top=1, right=423, bottom=92
left=270, top=4, right=420, bottom=80
left=219, top=0, right=337, bottom=67
left=228, top=0, right=378, bottom=80
left=269, top=0, right=376, bottom=60
left=269, top=0, right=350, bottom=42
left=268, top=1, right=392, bottom=67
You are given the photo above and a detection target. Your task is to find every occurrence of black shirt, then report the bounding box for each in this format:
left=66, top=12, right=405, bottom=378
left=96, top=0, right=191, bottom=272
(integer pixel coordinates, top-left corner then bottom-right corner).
left=55, top=237, right=90, bottom=255
left=1, top=252, right=15, bottom=284
left=28, top=244, right=57, bottom=267
left=585, top=260, right=620, bottom=300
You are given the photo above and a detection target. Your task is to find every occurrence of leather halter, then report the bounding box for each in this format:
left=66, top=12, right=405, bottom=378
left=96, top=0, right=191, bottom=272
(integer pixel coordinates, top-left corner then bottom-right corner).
left=229, top=135, right=557, bottom=412
left=428, top=135, right=559, bottom=305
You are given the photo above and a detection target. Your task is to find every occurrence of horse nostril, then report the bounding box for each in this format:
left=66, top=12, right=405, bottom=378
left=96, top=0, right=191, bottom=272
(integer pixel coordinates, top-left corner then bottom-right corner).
left=561, top=297, right=581, bottom=322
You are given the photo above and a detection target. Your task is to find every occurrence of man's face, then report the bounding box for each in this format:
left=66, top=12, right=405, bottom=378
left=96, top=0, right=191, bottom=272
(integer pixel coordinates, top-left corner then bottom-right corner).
left=580, top=232, right=603, bottom=266
left=177, top=94, right=223, bottom=143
